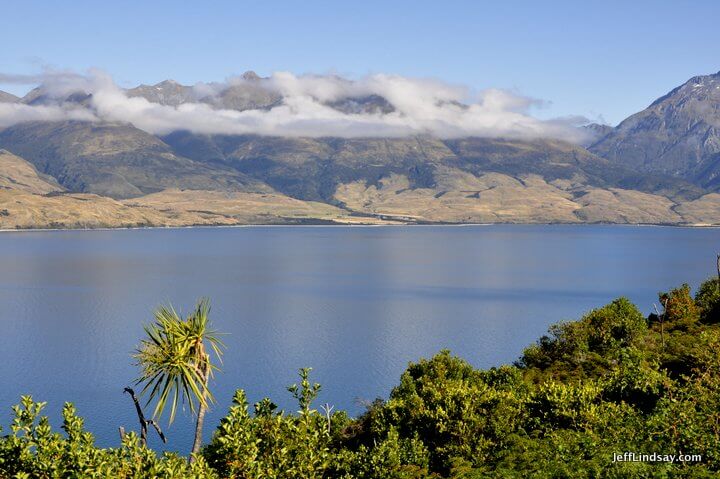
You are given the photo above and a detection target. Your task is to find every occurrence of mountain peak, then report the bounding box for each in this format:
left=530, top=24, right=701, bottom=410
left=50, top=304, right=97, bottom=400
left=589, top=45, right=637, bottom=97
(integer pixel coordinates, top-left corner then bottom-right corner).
left=649, top=70, right=720, bottom=108
left=146, top=79, right=187, bottom=90
left=590, top=70, right=720, bottom=190
left=0, top=90, right=20, bottom=103
left=241, top=71, right=261, bottom=81
left=580, top=123, right=613, bottom=147
left=126, top=80, right=196, bottom=107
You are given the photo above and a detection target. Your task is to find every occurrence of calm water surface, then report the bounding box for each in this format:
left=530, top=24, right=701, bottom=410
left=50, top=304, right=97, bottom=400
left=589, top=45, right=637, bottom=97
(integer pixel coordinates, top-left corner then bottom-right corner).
left=0, top=225, right=718, bottom=452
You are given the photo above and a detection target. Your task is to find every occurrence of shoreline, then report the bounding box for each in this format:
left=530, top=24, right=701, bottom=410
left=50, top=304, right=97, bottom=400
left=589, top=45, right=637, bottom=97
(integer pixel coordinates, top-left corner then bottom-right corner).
left=1, top=221, right=719, bottom=234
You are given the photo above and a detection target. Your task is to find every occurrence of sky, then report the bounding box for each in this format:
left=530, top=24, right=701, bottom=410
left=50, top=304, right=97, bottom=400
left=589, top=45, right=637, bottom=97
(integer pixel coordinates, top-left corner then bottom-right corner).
left=1, top=0, right=719, bottom=126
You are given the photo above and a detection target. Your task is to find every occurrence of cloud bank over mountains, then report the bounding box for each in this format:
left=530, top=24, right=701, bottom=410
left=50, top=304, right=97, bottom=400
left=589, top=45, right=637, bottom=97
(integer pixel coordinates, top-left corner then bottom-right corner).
left=0, top=69, right=589, bottom=142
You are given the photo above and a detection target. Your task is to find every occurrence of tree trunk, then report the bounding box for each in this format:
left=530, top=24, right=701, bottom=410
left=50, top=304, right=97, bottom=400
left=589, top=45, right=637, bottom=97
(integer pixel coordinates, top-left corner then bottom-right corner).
left=190, top=401, right=206, bottom=460
left=190, top=404, right=205, bottom=462
left=190, top=364, right=209, bottom=462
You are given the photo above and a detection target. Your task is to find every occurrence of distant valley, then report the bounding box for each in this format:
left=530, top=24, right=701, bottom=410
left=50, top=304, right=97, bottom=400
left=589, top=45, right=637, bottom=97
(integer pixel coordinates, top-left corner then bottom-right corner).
left=1, top=70, right=720, bottom=228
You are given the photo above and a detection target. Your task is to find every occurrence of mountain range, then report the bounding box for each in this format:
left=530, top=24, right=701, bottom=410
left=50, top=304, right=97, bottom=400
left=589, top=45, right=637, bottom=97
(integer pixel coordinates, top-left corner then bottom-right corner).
left=1, top=70, right=720, bottom=228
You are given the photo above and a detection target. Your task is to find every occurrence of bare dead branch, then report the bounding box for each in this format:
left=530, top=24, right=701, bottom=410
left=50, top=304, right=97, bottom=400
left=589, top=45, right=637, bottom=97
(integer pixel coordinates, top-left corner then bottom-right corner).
left=146, top=419, right=167, bottom=443
left=124, top=387, right=167, bottom=445
left=321, top=403, right=334, bottom=434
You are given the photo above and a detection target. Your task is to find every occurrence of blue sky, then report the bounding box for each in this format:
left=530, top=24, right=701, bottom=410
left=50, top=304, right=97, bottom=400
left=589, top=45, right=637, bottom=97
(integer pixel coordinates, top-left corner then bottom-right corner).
left=1, top=0, right=719, bottom=125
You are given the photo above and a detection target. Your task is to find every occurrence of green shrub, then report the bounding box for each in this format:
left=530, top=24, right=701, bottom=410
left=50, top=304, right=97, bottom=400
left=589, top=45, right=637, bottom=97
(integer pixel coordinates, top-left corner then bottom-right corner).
left=204, top=369, right=331, bottom=479
left=0, top=396, right=216, bottom=478
left=695, top=278, right=720, bottom=324
left=660, top=283, right=700, bottom=329
left=520, top=297, right=647, bottom=381
left=377, top=351, right=527, bottom=473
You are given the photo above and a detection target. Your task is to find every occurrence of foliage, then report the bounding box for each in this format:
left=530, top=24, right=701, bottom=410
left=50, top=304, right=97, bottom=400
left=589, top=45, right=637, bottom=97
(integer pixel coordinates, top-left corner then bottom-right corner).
left=204, top=369, right=332, bottom=479
left=0, top=396, right=216, bottom=478
left=3, top=278, right=720, bottom=477
left=660, top=283, right=700, bottom=329
left=134, top=299, right=223, bottom=423
left=134, top=298, right=224, bottom=457
left=695, top=277, right=720, bottom=324
left=519, top=297, right=647, bottom=381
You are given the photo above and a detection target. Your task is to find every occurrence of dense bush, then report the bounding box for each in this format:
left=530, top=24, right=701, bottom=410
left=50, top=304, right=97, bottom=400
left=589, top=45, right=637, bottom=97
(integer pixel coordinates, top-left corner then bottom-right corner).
left=2, top=276, right=720, bottom=478
left=0, top=397, right=216, bottom=478
left=695, top=278, right=720, bottom=324
left=519, top=297, right=648, bottom=381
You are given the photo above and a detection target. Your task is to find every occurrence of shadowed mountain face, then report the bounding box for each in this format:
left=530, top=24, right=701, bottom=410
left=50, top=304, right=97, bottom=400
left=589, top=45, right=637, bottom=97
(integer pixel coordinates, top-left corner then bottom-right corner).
left=590, top=71, right=720, bottom=190
left=161, top=132, right=702, bottom=203
left=0, top=121, right=269, bottom=199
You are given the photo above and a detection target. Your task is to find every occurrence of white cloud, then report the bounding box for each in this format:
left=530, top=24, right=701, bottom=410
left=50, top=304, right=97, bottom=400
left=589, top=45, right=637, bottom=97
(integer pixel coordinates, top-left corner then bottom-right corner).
left=0, top=102, right=96, bottom=128
left=0, top=69, right=590, bottom=142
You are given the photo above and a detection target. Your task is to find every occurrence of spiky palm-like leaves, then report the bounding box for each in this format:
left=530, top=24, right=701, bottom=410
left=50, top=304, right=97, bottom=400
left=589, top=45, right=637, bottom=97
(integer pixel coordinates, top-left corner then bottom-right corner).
left=134, top=298, right=223, bottom=456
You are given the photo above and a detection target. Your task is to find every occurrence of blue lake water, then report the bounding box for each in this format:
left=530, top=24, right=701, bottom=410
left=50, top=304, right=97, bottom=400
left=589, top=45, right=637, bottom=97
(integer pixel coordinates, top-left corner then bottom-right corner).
left=0, top=225, right=718, bottom=453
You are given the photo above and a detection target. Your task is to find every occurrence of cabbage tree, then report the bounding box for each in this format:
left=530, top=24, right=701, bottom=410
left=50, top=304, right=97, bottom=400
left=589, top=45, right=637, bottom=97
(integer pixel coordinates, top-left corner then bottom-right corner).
left=134, top=298, right=223, bottom=459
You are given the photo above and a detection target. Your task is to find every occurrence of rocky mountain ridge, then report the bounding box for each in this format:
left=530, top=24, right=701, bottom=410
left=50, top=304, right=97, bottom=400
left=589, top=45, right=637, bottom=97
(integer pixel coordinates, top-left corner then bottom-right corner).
left=590, top=71, right=720, bottom=189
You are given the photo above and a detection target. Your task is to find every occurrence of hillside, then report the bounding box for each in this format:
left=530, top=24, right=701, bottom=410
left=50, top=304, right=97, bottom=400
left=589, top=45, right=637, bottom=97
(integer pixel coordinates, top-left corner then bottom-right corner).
left=0, top=188, right=381, bottom=230
left=0, top=120, right=269, bottom=199
left=163, top=134, right=704, bottom=200
left=0, top=146, right=386, bottom=229
left=161, top=133, right=717, bottom=224
left=0, top=149, right=62, bottom=194
left=2, top=126, right=720, bottom=227
left=590, top=71, right=720, bottom=190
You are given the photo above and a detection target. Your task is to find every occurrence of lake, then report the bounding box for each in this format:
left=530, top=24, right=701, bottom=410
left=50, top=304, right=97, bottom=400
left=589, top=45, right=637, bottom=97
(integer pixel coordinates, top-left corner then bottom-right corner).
left=0, top=225, right=718, bottom=452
